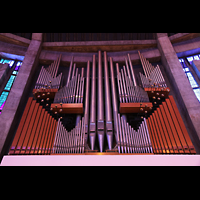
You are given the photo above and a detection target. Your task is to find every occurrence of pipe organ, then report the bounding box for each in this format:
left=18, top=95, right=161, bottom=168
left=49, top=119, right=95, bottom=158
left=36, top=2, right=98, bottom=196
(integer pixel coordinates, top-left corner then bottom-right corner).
left=9, top=51, right=196, bottom=155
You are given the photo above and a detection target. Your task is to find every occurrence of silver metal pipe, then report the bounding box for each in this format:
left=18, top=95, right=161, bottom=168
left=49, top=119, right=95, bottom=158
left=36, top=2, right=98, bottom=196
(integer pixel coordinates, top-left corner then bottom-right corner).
left=123, top=119, right=129, bottom=153
left=77, top=76, right=82, bottom=103
left=141, top=121, right=149, bottom=153
left=138, top=125, right=143, bottom=153
left=116, top=74, right=122, bottom=103
left=97, top=50, right=104, bottom=152
left=126, top=122, right=131, bottom=153
left=66, top=56, right=74, bottom=87
left=97, top=50, right=104, bottom=128
left=109, top=57, right=120, bottom=152
left=72, top=68, right=78, bottom=103
left=89, top=55, right=96, bottom=150
left=121, top=69, right=128, bottom=103
left=75, top=74, right=80, bottom=103
left=104, top=51, right=113, bottom=151
left=128, top=53, right=137, bottom=86
left=144, top=118, right=153, bottom=153
left=68, top=76, right=73, bottom=103
left=138, top=51, right=147, bottom=78
left=80, top=117, right=85, bottom=153
left=55, top=54, right=62, bottom=78
left=130, top=126, right=134, bottom=153
left=84, top=61, right=90, bottom=138
left=125, top=58, right=132, bottom=80
left=140, top=122, right=146, bottom=153
left=118, top=73, right=125, bottom=103
left=71, top=63, right=76, bottom=78
left=121, top=116, right=127, bottom=153
left=131, top=128, right=135, bottom=153
left=80, top=77, right=84, bottom=103
left=116, top=63, right=124, bottom=103
left=118, top=113, right=123, bottom=153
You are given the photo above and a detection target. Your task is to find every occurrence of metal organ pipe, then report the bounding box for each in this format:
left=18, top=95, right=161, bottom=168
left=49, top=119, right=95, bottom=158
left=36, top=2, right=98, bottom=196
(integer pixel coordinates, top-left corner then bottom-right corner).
left=109, top=57, right=120, bottom=152
left=127, top=53, right=137, bottom=86
left=84, top=61, right=90, bottom=141
left=66, top=56, right=73, bottom=87
left=104, top=51, right=113, bottom=151
left=97, top=50, right=105, bottom=152
left=89, top=55, right=96, bottom=150
left=97, top=50, right=104, bottom=129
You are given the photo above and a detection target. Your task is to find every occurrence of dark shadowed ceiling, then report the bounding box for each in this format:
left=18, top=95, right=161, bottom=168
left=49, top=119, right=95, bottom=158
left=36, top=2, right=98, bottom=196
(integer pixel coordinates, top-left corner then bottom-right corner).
left=11, top=33, right=177, bottom=42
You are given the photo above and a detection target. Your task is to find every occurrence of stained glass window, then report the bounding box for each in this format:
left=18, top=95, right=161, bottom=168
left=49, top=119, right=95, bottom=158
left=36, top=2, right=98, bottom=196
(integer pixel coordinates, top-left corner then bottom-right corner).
left=179, top=56, right=200, bottom=102
left=0, top=59, right=15, bottom=67
left=0, top=58, right=23, bottom=114
left=4, top=75, right=16, bottom=91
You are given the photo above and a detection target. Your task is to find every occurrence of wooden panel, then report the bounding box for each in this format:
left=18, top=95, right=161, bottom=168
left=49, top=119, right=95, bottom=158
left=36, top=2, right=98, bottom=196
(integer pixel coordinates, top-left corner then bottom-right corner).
left=9, top=97, right=33, bottom=154
left=150, top=114, right=162, bottom=153
left=51, top=103, right=83, bottom=114
left=41, top=113, right=51, bottom=154
left=15, top=100, right=36, bottom=154
left=27, top=105, right=42, bottom=154
left=154, top=110, right=169, bottom=153
left=159, top=104, right=179, bottom=154
left=30, top=108, right=45, bottom=154
left=20, top=102, right=39, bottom=154
left=32, top=88, right=58, bottom=99
left=144, top=87, right=170, bottom=98
left=162, top=102, right=184, bottom=153
left=119, top=102, right=153, bottom=113
left=168, top=96, right=196, bottom=154
left=156, top=107, right=174, bottom=153
left=38, top=113, right=50, bottom=154
left=34, top=110, right=47, bottom=154
left=165, top=98, right=189, bottom=153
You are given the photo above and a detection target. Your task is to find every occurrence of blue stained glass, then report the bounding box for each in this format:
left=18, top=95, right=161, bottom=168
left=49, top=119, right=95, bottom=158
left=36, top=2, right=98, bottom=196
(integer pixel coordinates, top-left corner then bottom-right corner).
left=179, top=58, right=184, bottom=62
left=9, top=60, right=14, bottom=67
left=187, top=56, right=194, bottom=62
left=15, top=61, right=22, bottom=71
left=183, top=68, right=189, bottom=72
left=193, top=88, right=200, bottom=102
left=0, top=91, right=9, bottom=107
left=0, top=59, right=4, bottom=63
left=4, top=75, right=16, bottom=91
left=12, top=71, right=18, bottom=75
left=186, top=72, right=199, bottom=88
left=194, top=55, right=199, bottom=60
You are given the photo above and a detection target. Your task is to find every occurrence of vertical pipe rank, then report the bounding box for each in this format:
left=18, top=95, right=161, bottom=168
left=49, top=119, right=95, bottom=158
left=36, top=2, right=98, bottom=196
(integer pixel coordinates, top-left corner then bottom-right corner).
left=97, top=50, right=105, bottom=152
left=110, top=57, right=120, bottom=152
left=89, top=55, right=96, bottom=150
left=104, top=51, right=113, bottom=151
left=66, top=56, right=73, bottom=87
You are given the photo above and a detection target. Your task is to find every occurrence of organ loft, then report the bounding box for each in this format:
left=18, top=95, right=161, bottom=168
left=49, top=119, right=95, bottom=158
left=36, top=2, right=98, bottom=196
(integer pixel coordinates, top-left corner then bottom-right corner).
left=0, top=33, right=200, bottom=165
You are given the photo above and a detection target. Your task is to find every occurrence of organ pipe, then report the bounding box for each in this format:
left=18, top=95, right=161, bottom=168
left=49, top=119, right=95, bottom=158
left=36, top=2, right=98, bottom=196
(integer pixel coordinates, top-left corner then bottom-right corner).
left=89, top=54, right=96, bottom=150
left=10, top=50, right=197, bottom=155
left=97, top=50, right=105, bottom=152
left=104, top=51, right=113, bottom=151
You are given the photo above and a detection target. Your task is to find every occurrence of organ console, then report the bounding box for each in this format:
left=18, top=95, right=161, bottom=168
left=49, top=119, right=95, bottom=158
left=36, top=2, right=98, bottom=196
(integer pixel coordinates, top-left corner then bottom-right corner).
left=9, top=50, right=196, bottom=155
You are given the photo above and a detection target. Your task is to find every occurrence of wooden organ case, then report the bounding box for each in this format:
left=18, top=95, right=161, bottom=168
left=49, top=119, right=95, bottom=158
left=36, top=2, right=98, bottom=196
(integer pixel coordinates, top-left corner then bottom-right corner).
left=9, top=51, right=196, bottom=155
